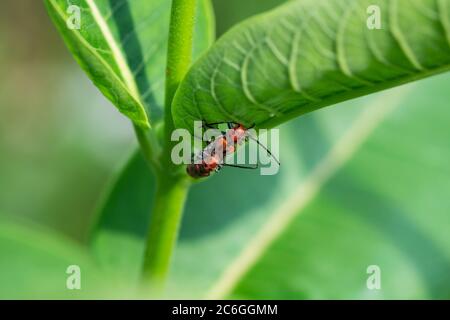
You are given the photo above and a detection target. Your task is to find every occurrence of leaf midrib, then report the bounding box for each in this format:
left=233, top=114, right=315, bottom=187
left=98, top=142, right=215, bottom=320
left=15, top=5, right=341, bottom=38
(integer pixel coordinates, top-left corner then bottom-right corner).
left=85, top=0, right=141, bottom=98
left=47, top=0, right=149, bottom=127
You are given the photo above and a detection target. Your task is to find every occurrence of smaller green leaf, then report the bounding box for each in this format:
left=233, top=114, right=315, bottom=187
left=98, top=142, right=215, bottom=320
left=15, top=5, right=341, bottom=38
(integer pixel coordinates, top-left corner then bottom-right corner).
left=45, top=0, right=215, bottom=128
left=45, top=0, right=149, bottom=128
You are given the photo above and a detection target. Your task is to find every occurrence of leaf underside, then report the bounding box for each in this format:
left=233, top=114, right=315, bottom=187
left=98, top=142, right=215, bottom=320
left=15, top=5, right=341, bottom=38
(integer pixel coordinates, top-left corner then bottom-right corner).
left=173, top=0, right=450, bottom=131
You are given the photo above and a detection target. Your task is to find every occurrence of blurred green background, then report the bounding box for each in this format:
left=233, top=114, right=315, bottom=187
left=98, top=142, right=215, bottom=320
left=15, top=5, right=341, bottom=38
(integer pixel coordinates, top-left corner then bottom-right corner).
left=0, top=0, right=282, bottom=241
left=0, top=0, right=449, bottom=299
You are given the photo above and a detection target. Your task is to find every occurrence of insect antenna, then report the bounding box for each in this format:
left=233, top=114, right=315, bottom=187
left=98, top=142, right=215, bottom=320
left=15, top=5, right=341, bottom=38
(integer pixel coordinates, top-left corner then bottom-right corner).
left=247, top=135, right=280, bottom=166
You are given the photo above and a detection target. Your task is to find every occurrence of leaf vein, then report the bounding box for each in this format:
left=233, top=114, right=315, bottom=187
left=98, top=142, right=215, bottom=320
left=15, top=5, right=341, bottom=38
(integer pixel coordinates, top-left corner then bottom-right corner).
left=389, top=0, right=426, bottom=71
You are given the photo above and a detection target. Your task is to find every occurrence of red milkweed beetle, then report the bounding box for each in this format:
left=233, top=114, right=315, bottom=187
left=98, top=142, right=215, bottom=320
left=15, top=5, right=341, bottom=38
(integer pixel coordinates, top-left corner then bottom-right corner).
left=186, top=122, right=280, bottom=179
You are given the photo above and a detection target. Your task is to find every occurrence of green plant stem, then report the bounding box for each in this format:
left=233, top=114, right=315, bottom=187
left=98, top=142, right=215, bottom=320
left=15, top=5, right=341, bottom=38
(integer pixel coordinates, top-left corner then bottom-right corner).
left=142, top=176, right=190, bottom=292
left=163, top=0, right=197, bottom=139
left=141, top=0, right=197, bottom=292
left=133, top=124, right=161, bottom=173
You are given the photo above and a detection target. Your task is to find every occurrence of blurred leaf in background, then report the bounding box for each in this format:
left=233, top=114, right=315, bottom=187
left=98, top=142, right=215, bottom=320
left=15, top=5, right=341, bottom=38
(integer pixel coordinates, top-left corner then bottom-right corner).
left=0, top=0, right=165, bottom=298
left=0, top=217, right=110, bottom=299
left=95, top=73, right=450, bottom=299
left=169, top=73, right=450, bottom=299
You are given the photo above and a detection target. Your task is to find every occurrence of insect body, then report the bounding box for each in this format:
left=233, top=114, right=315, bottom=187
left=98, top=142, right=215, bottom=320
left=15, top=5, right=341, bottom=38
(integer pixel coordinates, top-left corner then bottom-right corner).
left=186, top=122, right=278, bottom=179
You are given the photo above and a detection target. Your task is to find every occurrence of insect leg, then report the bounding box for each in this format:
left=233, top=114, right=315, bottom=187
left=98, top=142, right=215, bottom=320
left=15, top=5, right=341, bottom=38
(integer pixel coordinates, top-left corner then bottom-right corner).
left=202, top=121, right=227, bottom=129
left=222, top=163, right=259, bottom=170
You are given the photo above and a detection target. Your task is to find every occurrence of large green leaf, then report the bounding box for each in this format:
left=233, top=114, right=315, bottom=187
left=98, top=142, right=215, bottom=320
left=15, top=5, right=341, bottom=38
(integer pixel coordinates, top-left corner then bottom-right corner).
left=173, top=0, right=450, bottom=131
left=45, top=0, right=215, bottom=127
left=0, top=218, right=109, bottom=299
left=167, top=73, right=450, bottom=299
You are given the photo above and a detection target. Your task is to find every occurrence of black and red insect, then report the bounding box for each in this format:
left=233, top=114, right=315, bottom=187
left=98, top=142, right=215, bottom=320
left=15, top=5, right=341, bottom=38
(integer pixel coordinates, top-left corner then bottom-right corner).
left=186, top=122, right=279, bottom=179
